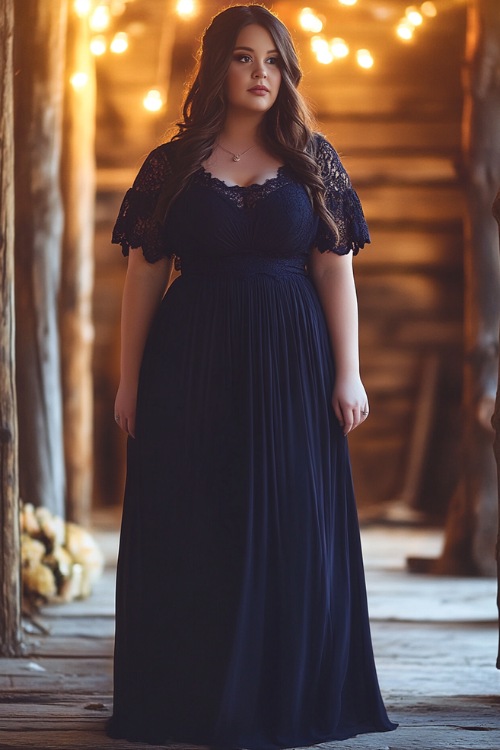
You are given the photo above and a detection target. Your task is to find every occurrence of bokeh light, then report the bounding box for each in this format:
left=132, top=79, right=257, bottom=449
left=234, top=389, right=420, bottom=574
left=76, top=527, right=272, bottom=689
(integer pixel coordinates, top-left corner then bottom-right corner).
left=143, top=89, right=164, bottom=112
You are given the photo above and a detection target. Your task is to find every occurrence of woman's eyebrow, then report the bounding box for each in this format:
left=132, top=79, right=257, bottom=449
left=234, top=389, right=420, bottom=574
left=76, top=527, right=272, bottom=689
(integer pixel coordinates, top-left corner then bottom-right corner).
left=233, top=46, right=279, bottom=54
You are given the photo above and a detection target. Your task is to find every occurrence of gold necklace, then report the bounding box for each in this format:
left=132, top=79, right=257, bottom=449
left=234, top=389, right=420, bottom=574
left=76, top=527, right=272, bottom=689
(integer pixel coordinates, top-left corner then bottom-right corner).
left=217, top=142, right=256, bottom=162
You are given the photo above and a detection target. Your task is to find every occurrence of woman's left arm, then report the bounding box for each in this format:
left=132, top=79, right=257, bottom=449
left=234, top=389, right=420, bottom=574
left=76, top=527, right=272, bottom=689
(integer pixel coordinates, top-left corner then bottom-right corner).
left=309, top=247, right=369, bottom=435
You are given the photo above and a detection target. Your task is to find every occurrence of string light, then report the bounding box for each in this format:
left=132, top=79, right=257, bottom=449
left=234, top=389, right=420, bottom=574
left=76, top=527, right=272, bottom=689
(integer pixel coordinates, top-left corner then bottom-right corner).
left=299, top=8, right=323, bottom=34
left=176, top=0, right=197, bottom=17
left=143, top=88, right=164, bottom=112
left=73, top=0, right=92, bottom=17
left=405, top=6, right=424, bottom=25
left=420, top=1, right=437, bottom=17
left=356, top=49, right=374, bottom=69
left=110, top=31, right=129, bottom=53
left=90, top=35, right=107, bottom=55
left=338, top=0, right=357, bottom=6
left=90, top=4, right=111, bottom=33
left=330, top=37, right=349, bottom=59
left=70, top=71, right=89, bottom=89
left=396, top=20, right=415, bottom=41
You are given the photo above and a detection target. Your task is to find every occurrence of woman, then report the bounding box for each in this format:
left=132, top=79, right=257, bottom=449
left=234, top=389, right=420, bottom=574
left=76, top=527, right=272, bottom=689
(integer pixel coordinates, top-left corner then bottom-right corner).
left=107, top=5, right=396, bottom=748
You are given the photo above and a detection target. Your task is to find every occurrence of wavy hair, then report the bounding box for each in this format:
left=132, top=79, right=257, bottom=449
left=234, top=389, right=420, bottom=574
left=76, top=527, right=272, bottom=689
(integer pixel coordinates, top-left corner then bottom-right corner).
left=155, top=4, right=338, bottom=239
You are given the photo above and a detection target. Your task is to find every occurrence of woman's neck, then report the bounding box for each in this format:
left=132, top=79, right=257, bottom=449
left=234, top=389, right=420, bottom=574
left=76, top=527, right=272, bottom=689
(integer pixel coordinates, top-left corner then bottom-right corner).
left=219, top=112, right=263, bottom=149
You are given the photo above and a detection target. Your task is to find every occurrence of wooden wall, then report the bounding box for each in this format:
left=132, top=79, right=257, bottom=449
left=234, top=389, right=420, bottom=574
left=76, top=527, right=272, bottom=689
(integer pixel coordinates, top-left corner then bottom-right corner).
left=92, top=1, right=467, bottom=515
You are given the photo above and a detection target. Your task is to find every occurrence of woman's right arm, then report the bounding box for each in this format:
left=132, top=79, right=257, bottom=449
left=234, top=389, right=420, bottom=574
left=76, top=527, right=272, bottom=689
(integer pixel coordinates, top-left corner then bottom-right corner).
left=114, top=248, right=173, bottom=437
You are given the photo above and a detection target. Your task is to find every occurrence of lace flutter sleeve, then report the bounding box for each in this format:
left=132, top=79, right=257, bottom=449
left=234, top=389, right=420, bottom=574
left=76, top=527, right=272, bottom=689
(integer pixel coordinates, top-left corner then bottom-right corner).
left=112, top=144, right=175, bottom=263
left=314, top=134, right=370, bottom=256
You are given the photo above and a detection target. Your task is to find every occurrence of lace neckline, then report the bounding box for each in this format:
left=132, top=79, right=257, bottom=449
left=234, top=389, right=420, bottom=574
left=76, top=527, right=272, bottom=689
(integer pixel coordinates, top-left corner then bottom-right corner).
left=198, top=165, right=287, bottom=190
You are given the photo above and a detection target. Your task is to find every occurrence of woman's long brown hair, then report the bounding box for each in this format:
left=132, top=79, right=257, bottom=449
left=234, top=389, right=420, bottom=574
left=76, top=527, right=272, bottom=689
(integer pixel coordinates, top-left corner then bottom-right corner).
left=154, top=4, right=338, bottom=240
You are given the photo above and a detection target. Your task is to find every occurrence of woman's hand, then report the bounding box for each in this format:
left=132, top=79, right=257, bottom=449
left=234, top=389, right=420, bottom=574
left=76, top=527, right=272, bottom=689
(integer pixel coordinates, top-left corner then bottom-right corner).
left=114, top=381, right=138, bottom=438
left=332, top=373, right=369, bottom=435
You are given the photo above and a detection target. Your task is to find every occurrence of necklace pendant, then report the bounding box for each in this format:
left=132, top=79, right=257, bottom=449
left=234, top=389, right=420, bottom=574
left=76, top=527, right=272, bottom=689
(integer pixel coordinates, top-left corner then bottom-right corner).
left=232, top=154, right=240, bottom=162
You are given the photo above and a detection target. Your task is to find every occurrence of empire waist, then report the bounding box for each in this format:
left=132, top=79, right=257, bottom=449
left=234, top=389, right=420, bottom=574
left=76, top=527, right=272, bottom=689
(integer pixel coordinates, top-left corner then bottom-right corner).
left=179, top=255, right=308, bottom=278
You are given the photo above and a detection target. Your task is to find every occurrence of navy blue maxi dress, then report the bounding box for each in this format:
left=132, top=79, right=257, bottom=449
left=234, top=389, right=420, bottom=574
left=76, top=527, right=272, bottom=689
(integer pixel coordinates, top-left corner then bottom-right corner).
left=106, top=134, right=396, bottom=749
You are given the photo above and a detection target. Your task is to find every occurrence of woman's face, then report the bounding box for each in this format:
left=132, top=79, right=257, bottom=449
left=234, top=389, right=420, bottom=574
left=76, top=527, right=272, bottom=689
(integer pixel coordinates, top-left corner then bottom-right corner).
left=224, top=24, right=282, bottom=117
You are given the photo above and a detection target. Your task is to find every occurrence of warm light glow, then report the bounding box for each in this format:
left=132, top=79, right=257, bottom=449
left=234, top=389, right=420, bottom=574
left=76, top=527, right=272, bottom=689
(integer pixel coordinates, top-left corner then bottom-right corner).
left=110, top=31, right=129, bottom=53
left=405, top=6, right=423, bottom=26
left=330, top=37, right=349, bottom=59
left=396, top=20, right=414, bottom=41
left=143, top=89, right=164, bottom=112
left=73, top=0, right=92, bottom=17
left=356, top=49, right=374, bottom=69
left=316, top=48, right=334, bottom=64
left=176, top=0, right=197, bottom=18
left=420, top=1, right=437, bottom=17
left=90, top=4, right=111, bottom=32
left=299, top=8, right=323, bottom=34
left=338, top=0, right=357, bottom=6
left=70, top=71, right=89, bottom=89
left=90, top=35, right=107, bottom=55
left=310, top=35, right=328, bottom=54
left=110, top=0, right=127, bottom=14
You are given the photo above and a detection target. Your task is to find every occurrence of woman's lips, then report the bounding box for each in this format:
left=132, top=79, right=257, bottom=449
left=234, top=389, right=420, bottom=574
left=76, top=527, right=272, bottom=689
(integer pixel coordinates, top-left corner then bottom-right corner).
left=248, top=86, right=269, bottom=95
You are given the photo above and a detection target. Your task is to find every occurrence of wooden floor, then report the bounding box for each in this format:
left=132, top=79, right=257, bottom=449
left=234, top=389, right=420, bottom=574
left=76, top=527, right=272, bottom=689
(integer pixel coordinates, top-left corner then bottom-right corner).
left=1, top=520, right=499, bottom=750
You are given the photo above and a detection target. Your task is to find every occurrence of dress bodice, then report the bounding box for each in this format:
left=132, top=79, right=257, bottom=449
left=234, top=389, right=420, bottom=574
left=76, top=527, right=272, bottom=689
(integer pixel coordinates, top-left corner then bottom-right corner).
left=112, top=134, right=370, bottom=265
left=162, top=167, right=317, bottom=265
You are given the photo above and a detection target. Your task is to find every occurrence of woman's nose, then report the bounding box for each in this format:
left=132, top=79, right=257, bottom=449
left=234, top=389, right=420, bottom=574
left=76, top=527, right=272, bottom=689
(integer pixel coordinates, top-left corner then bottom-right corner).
left=253, top=65, right=267, bottom=78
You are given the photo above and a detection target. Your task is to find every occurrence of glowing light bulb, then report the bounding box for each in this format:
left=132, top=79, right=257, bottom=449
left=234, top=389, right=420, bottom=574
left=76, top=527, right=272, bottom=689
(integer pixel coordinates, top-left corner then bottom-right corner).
left=311, top=35, right=328, bottom=54
left=405, top=6, right=423, bottom=25
left=70, top=71, right=89, bottom=89
left=338, top=0, right=357, bottom=5
left=316, top=48, right=334, bottom=64
left=299, top=8, right=323, bottom=34
left=143, top=89, right=164, bottom=112
left=110, top=31, right=129, bottom=53
left=90, top=35, right=107, bottom=55
left=74, top=0, right=92, bottom=17
left=330, top=37, right=349, bottom=59
left=176, top=0, right=196, bottom=17
left=356, top=49, right=374, bottom=69
left=420, top=1, right=437, bottom=17
left=396, top=20, right=414, bottom=41
left=90, top=4, right=111, bottom=33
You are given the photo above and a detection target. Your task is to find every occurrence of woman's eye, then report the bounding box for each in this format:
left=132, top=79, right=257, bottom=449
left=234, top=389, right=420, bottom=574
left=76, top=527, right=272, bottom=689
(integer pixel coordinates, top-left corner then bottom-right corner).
left=266, top=57, right=279, bottom=65
left=234, top=54, right=252, bottom=63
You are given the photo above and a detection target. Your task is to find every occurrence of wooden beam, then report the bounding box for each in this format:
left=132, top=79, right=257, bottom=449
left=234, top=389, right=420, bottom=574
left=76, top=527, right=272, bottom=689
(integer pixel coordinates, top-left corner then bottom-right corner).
left=13, top=0, right=68, bottom=516
left=437, top=0, right=500, bottom=576
left=0, top=0, right=23, bottom=657
left=60, top=7, right=96, bottom=525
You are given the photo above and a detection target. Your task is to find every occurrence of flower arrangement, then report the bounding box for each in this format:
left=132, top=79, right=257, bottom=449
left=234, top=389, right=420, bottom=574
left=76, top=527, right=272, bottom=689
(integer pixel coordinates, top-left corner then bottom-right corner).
left=20, top=503, right=104, bottom=607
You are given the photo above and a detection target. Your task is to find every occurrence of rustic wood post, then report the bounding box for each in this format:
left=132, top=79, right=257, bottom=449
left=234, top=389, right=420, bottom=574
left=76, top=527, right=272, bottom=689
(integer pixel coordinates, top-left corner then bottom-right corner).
left=60, top=7, right=96, bottom=525
left=13, top=0, right=68, bottom=517
left=492, top=190, right=500, bottom=664
left=0, top=0, right=23, bottom=657
left=435, top=0, right=500, bottom=577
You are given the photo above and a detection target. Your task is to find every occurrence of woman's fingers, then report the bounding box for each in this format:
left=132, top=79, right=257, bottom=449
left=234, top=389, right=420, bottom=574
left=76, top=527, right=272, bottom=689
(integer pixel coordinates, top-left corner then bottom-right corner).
left=114, top=411, right=136, bottom=438
left=334, top=401, right=369, bottom=435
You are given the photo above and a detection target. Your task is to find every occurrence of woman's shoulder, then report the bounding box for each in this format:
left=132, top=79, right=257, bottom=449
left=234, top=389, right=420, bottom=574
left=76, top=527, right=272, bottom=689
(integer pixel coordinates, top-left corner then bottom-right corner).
left=132, top=139, right=180, bottom=191
left=310, top=132, right=351, bottom=188
left=311, top=132, right=341, bottom=165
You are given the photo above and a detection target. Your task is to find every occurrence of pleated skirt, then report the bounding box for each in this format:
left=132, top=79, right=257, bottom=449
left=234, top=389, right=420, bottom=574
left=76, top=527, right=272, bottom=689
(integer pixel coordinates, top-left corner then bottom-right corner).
left=106, top=255, right=396, bottom=749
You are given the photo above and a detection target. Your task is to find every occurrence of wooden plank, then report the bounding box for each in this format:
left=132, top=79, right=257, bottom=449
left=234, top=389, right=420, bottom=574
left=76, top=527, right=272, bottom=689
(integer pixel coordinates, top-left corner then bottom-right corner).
left=359, top=184, right=463, bottom=223
left=24, top=637, right=113, bottom=659
left=321, top=120, right=461, bottom=153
